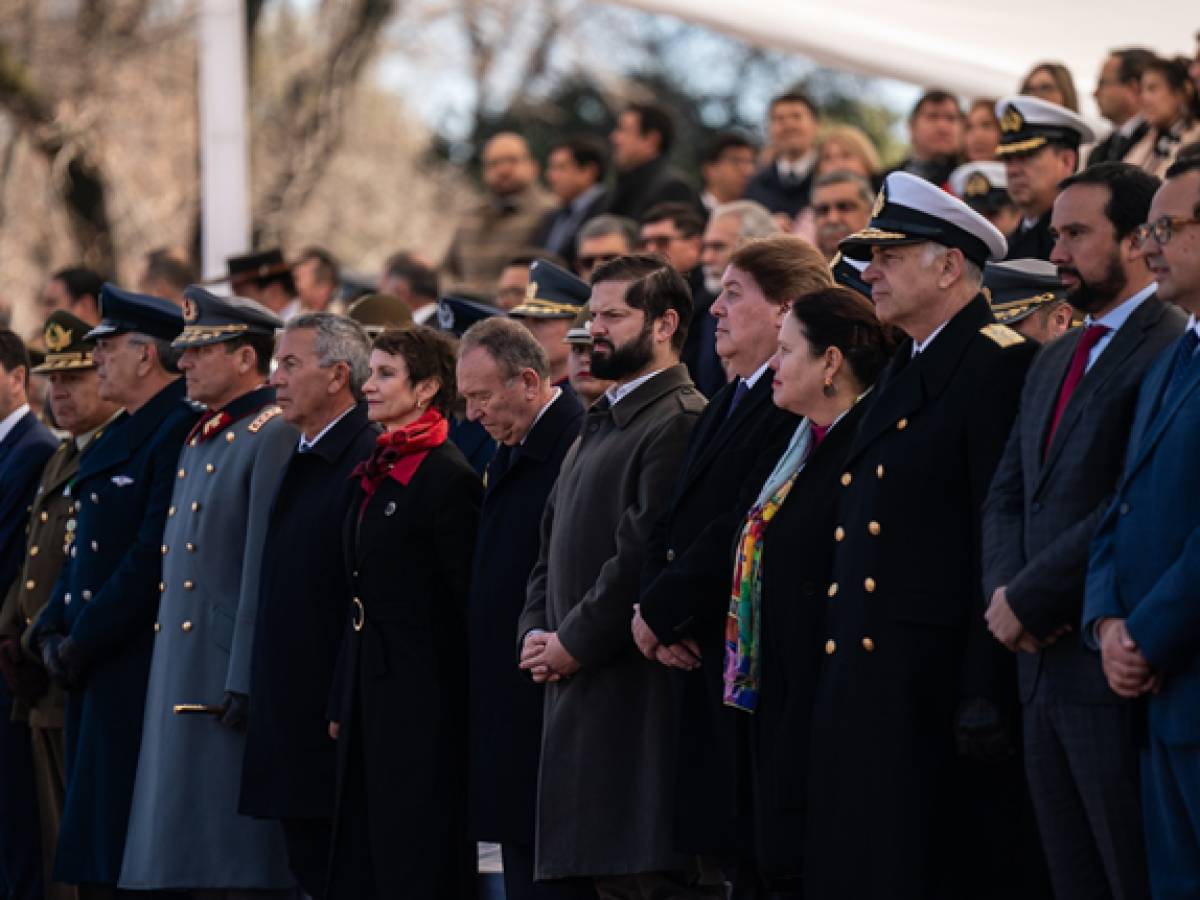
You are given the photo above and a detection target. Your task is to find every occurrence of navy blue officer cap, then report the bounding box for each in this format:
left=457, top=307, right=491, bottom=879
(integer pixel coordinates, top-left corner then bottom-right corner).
left=830, top=252, right=872, bottom=301
left=509, top=259, right=590, bottom=320
left=437, top=293, right=504, bottom=339
left=174, top=285, right=282, bottom=348
left=840, top=171, right=1008, bottom=268
left=983, top=258, right=1067, bottom=326
left=85, top=283, right=184, bottom=342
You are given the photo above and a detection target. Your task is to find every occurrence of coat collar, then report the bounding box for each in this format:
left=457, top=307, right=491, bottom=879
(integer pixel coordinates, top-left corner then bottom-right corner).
left=678, top=372, right=784, bottom=494
left=304, top=401, right=376, bottom=463
left=518, top=388, right=585, bottom=464
left=81, top=378, right=189, bottom=475
left=607, top=364, right=696, bottom=429
left=1124, top=328, right=1200, bottom=480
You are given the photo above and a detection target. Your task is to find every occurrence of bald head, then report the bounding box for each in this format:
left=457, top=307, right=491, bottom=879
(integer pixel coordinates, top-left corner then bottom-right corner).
left=482, top=132, right=538, bottom=197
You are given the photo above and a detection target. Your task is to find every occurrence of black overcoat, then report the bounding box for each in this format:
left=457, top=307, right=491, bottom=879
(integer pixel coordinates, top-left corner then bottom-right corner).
left=241, top=402, right=379, bottom=820
left=1005, top=211, right=1055, bottom=262
left=804, top=295, right=1038, bottom=899
left=468, top=390, right=584, bottom=843
left=30, top=379, right=196, bottom=886
left=326, top=439, right=481, bottom=899
left=638, top=374, right=797, bottom=858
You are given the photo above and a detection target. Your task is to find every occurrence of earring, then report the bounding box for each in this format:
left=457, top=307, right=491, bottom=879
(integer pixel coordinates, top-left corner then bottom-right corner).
left=823, top=378, right=837, bottom=398
left=416, top=399, right=426, bottom=409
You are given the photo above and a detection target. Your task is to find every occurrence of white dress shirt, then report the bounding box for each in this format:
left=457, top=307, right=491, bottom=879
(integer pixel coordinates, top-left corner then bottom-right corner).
left=0, top=403, right=30, bottom=445
left=1083, top=283, right=1156, bottom=372
left=605, top=368, right=665, bottom=407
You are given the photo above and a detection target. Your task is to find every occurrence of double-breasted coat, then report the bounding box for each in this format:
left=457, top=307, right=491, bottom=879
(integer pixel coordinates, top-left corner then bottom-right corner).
left=120, top=386, right=296, bottom=891
left=327, top=438, right=482, bottom=899
left=517, top=364, right=706, bottom=880
left=30, top=379, right=197, bottom=887
left=468, top=389, right=584, bottom=844
left=637, top=374, right=797, bottom=859
left=240, top=401, right=379, bottom=823
left=804, top=295, right=1039, bottom=899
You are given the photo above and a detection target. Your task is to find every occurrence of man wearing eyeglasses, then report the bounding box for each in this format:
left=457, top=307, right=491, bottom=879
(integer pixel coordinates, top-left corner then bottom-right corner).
left=1084, top=153, right=1200, bottom=899
left=812, top=171, right=875, bottom=261
left=573, top=215, right=638, bottom=283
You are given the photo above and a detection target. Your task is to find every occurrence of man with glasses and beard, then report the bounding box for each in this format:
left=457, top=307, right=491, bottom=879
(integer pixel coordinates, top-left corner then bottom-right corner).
left=517, top=256, right=717, bottom=899
left=982, top=162, right=1183, bottom=900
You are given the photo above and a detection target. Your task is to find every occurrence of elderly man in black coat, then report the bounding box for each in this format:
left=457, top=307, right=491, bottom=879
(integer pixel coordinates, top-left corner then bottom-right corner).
left=456, top=317, right=587, bottom=900
left=240, top=313, right=378, bottom=898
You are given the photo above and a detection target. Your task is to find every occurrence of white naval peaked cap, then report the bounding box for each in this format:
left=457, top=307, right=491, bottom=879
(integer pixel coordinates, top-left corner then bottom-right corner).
left=994, top=96, right=1096, bottom=157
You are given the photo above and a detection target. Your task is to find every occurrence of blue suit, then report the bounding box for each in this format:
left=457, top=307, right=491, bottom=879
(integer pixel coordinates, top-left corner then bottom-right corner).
left=1084, top=330, right=1200, bottom=900
left=0, top=408, right=56, bottom=900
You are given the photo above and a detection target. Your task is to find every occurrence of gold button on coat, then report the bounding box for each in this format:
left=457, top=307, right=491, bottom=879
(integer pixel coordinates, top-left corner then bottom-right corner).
left=834, top=527, right=845, bottom=542
left=862, top=637, right=876, bottom=652
left=39, top=511, right=49, bottom=522
left=825, top=639, right=837, bottom=655
left=29, top=546, right=39, bottom=557
left=868, top=521, right=881, bottom=536
left=206, top=463, right=215, bottom=474
left=168, top=506, right=176, bottom=517
left=159, top=582, right=165, bottom=593
left=225, top=431, right=235, bottom=443
left=154, top=622, right=161, bottom=633
left=186, top=543, right=196, bottom=552
left=840, top=472, right=852, bottom=486
left=864, top=577, right=877, bottom=593
left=181, top=621, right=193, bottom=632
left=24, top=579, right=35, bottom=591
left=827, top=582, right=839, bottom=598
left=161, top=545, right=169, bottom=555
left=876, top=464, right=885, bottom=478
left=183, top=580, right=195, bottom=591
left=896, top=418, right=908, bottom=430
left=191, top=501, right=201, bottom=512
left=81, top=590, right=92, bottom=601
left=178, top=468, right=186, bottom=479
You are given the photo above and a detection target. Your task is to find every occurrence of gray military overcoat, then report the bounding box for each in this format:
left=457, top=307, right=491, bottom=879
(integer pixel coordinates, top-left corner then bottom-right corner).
left=518, top=364, right=705, bottom=880
left=120, top=388, right=296, bottom=890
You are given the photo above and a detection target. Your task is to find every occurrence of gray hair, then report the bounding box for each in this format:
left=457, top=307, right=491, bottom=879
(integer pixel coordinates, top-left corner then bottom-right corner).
left=127, top=334, right=181, bottom=373
left=812, top=170, right=876, bottom=207
left=710, top=200, right=781, bottom=242
left=286, top=313, right=371, bottom=398
left=459, top=317, right=549, bottom=381
left=576, top=214, right=639, bottom=252
left=919, top=242, right=983, bottom=287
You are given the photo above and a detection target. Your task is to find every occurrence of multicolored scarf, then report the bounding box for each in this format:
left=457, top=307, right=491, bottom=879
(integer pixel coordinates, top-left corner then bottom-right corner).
left=724, top=419, right=822, bottom=712
left=352, top=408, right=448, bottom=501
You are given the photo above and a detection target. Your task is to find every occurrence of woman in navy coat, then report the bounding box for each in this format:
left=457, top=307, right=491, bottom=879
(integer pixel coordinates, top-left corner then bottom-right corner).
left=326, top=325, right=482, bottom=900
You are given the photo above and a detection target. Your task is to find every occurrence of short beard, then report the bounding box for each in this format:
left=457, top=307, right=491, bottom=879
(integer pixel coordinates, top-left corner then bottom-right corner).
left=590, top=321, right=656, bottom=381
left=1062, top=252, right=1127, bottom=315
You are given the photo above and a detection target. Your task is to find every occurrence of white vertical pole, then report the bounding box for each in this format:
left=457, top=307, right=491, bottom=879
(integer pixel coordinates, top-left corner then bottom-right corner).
left=197, top=0, right=251, bottom=282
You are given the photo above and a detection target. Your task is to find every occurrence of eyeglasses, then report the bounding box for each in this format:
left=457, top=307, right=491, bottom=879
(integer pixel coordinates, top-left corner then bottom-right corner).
left=578, top=253, right=618, bottom=270
left=638, top=235, right=678, bottom=251
left=1133, top=215, right=1200, bottom=248
left=814, top=200, right=866, bottom=217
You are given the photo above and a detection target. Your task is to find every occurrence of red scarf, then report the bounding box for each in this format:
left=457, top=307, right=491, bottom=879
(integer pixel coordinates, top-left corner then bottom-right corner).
left=352, top=408, right=449, bottom=500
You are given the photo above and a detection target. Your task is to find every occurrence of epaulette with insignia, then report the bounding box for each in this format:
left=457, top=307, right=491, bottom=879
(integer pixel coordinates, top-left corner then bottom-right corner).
left=246, top=405, right=283, bottom=434
left=979, top=323, right=1025, bottom=348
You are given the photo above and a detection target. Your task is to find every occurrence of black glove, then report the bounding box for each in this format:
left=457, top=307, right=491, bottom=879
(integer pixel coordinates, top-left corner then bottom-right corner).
left=0, top=638, right=49, bottom=704
left=39, top=635, right=71, bottom=689
left=56, top=637, right=87, bottom=685
left=954, top=697, right=1015, bottom=763
left=218, top=691, right=249, bottom=731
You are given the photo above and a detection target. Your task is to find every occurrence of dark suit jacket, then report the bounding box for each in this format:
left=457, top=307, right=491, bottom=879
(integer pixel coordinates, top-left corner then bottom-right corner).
left=639, top=374, right=798, bottom=855
left=983, top=294, right=1185, bottom=704
left=328, top=439, right=481, bottom=898
left=241, top=402, right=379, bottom=820
left=31, top=379, right=196, bottom=886
left=1087, top=120, right=1149, bottom=167
left=743, top=164, right=812, bottom=218
left=607, top=156, right=703, bottom=222
left=1084, top=329, right=1200, bottom=745
left=1006, top=211, right=1055, bottom=262
left=535, top=188, right=610, bottom=271
left=0, top=410, right=57, bottom=596
left=467, top=389, right=584, bottom=844
left=681, top=271, right=727, bottom=400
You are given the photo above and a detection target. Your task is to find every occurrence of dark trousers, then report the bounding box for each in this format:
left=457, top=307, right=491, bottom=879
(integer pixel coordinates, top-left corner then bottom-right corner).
left=0, top=681, right=43, bottom=900
left=280, top=818, right=331, bottom=900
left=499, top=843, right=595, bottom=900
left=31, top=723, right=78, bottom=900
left=1141, top=736, right=1200, bottom=900
left=593, top=859, right=727, bottom=900
left=1023, top=693, right=1150, bottom=900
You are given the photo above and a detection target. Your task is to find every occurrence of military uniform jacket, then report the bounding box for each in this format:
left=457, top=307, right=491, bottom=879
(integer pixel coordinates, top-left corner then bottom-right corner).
left=1005, top=211, right=1054, bottom=262
left=804, top=295, right=1036, bottom=899
left=517, top=364, right=705, bottom=880
left=1, top=438, right=86, bottom=727
left=120, top=386, right=296, bottom=891
left=30, top=379, right=197, bottom=887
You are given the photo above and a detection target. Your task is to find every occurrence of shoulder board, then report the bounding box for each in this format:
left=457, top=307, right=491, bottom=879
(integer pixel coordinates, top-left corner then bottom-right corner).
left=979, top=323, right=1025, bottom=348
left=676, top=386, right=707, bottom=414
left=246, top=405, right=283, bottom=434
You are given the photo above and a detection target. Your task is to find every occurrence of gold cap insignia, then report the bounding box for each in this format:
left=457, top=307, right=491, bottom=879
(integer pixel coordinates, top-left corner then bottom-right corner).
left=964, top=172, right=991, bottom=198
left=1000, top=104, right=1025, bottom=135
left=871, top=185, right=887, bottom=219
left=524, top=281, right=538, bottom=304
left=44, top=322, right=73, bottom=352
left=182, top=297, right=199, bottom=323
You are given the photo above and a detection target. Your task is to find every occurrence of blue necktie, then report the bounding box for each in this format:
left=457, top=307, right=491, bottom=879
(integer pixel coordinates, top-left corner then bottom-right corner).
left=726, top=379, right=750, bottom=420
left=1162, top=330, right=1199, bottom=406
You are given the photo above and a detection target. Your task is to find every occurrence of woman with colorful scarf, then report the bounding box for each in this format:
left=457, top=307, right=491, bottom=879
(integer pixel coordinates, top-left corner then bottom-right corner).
left=326, top=325, right=482, bottom=899
left=724, top=287, right=894, bottom=892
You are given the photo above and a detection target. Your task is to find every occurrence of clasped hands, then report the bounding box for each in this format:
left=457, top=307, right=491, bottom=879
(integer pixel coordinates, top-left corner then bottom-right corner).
left=519, top=631, right=580, bottom=683
left=985, top=586, right=1072, bottom=654
left=1095, top=617, right=1160, bottom=699
left=631, top=604, right=701, bottom=671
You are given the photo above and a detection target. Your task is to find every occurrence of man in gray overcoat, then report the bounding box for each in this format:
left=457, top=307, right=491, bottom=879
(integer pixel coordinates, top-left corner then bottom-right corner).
left=119, top=288, right=297, bottom=896
left=518, top=256, right=720, bottom=899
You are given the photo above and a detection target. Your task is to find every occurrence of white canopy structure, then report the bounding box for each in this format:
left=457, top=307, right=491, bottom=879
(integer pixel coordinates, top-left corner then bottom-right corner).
left=606, top=0, right=1195, bottom=115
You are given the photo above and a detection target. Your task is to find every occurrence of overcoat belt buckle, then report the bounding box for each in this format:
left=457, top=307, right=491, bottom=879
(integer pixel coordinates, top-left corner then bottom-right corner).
left=351, top=596, right=365, bottom=632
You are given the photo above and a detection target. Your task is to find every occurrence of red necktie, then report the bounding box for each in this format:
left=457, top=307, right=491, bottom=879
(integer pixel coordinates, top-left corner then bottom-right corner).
left=1044, top=324, right=1110, bottom=456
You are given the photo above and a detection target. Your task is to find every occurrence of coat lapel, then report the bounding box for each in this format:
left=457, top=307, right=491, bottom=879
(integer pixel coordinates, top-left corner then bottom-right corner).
left=1123, top=341, right=1200, bottom=481
left=678, top=376, right=771, bottom=494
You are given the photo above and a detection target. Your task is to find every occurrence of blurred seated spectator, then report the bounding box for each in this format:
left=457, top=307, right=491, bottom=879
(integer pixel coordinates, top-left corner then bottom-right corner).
left=226, top=248, right=300, bottom=318
left=700, top=200, right=780, bottom=296
left=507, top=259, right=589, bottom=390
left=811, top=172, right=874, bottom=261
left=495, top=250, right=568, bottom=312
left=379, top=251, right=440, bottom=324
left=964, top=98, right=1002, bottom=161
left=699, top=132, right=758, bottom=212
left=574, top=215, right=638, bottom=282
left=608, top=102, right=703, bottom=221
left=536, top=135, right=610, bottom=271
left=1089, top=48, right=1156, bottom=165
left=1021, top=62, right=1080, bottom=111
left=745, top=90, right=822, bottom=219
left=895, top=89, right=964, bottom=188
left=815, top=124, right=883, bottom=184
left=639, top=203, right=705, bottom=278
left=346, top=293, right=414, bottom=338
left=1191, top=31, right=1200, bottom=96
left=138, top=248, right=195, bottom=304
left=1124, top=55, right=1200, bottom=179
left=294, top=246, right=341, bottom=313
left=949, top=161, right=1023, bottom=237
left=37, top=266, right=103, bottom=326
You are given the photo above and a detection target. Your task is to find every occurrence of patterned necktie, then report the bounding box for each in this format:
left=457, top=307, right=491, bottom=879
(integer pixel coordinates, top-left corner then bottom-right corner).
left=1045, top=324, right=1110, bottom=456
